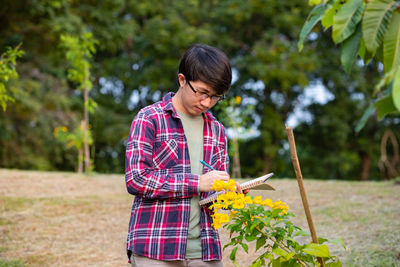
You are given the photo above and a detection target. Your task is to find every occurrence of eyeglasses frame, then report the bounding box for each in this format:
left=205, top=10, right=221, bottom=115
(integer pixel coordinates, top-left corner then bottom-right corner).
left=185, top=78, right=225, bottom=103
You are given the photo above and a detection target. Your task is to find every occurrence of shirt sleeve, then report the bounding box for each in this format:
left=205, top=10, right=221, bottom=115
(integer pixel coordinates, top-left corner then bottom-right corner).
left=125, top=111, right=200, bottom=200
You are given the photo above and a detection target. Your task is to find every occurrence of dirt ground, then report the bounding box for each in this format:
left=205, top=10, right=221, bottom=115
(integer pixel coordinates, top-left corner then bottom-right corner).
left=1, top=169, right=399, bottom=266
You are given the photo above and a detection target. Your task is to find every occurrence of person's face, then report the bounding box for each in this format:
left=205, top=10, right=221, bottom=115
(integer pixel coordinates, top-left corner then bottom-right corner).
left=177, top=73, right=223, bottom=116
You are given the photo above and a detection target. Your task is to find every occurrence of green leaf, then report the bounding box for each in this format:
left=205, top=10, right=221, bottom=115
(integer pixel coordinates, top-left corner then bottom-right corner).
left=329, top=238, right=347, bottom=249
left=393, top=67, right=400, bottom=111
left=245, top=235, right=258, bottom=242
left=230, top=246, right=238, bottom=261
left=374, top=93, right=398, bottom=119
left=298, top=5, right=327, bottom=51
left=302, top=243, right=330, bottom=257
left=358, top=37, right=376, bottom=64
left=374, top=68, right=396, bottom=95
left=241, top=242, right=249, bottom=253
left=341, top=23, right=362, bottom=74
left=250, top=220, right=260, bottom=232
left=326, top=262, right=343, bottom=267
left=322, top=0, right=343, bottom=29
left=295, top=230, right=310, bottom=237
left=355, top=102, right=376, bottom=133
left=273, top=248, right=295, bottom=261
left=256, top=236, right=266, bottom=251
left=272, top=258, right=282, bottom=267
left=318, top=237, right=329, bottom=244
left=383, top=11, right=400, bottom=72
left=332, top=0, right=364, bottom=43
left=363, top=0, right=399, bottom=52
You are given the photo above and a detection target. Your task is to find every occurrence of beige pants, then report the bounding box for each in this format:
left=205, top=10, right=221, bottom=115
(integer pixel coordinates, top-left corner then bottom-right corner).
left=131, top=254, right=223, bottom=267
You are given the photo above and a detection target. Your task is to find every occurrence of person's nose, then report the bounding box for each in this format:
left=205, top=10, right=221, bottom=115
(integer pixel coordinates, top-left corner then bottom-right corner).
left=200, top=97, right=214, bottom=108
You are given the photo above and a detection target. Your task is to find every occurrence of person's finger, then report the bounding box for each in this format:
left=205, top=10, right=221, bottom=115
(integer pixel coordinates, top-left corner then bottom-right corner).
left=236, top=182, right=242, bottom=193
left=218, top=176, right=229, bottom=181
left=212, top=170, right=230, bottom=176
left=243, top=189, right=250, bottom=195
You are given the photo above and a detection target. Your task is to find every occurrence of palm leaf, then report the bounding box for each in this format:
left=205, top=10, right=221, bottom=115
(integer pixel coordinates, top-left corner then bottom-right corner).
left=332, top=0, right=364, bottom=43
left=363, top=0, right=399, bottom=52
left=393, top=67, right=400, bottom=111
left=322, top=0, right=342, bottom=29
left=383, top=11, right=400, bottom=72
left=358, top=37, right=375, bottom=64
left=298, top=5, right=327, bottom=51
left=374, top=87, right=399, bottom=119
left=341, top=24, right=362, bottom=74
left=355, top=102, right=375, bottom=133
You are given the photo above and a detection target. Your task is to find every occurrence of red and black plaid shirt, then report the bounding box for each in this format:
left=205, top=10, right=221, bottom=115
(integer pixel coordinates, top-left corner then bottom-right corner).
left=125, top=92, right=229, bottom=261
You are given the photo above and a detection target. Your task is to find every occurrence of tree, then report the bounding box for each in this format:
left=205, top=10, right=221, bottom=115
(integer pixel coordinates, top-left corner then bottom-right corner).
left=60, top=32, right=97, bottom=173
left=0, top=44, right=23, bottom=111
left=298, top=0, right=400, bottom=129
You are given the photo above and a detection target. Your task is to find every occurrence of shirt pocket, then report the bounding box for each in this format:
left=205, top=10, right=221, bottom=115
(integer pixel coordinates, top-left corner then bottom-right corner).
left=210, top=144, right=225, bottom=170
left=152, top=138, right=181, bottom=169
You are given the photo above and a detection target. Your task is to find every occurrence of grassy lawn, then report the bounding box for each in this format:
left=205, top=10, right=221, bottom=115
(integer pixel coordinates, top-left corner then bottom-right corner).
left=0, top=169, right=399, bottom=266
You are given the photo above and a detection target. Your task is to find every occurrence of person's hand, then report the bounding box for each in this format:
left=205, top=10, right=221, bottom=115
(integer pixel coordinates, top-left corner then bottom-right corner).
left=199, top=170, right=229, bottom=192
left=236, top=182, right=250, bottom=195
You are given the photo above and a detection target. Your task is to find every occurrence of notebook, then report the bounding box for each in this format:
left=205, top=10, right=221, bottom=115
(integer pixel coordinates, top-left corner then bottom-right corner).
left=199, top=173, right=275, bottom=206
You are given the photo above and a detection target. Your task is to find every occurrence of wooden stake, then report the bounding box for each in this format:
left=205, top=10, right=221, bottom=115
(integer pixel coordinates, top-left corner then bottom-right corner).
left=286, top=126, right=325, bottom=267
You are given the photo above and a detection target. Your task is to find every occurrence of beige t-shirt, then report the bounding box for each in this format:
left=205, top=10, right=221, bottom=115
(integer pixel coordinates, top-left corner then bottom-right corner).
left=176, top=110, right=204, bottom=259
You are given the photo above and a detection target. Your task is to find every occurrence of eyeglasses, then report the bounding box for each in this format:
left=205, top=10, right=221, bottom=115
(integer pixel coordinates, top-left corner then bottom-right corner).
left=186, top=79, right=225, bottom=103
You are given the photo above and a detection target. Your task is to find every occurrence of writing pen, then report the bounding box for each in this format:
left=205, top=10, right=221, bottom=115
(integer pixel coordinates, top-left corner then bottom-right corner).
left=199, top=160, right=214, bottom=170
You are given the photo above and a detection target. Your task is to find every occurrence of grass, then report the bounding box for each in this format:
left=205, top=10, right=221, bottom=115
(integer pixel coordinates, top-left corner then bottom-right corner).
left=0, top=259, right=25, bottom=267
left=0, top=169, right=399, bottom=266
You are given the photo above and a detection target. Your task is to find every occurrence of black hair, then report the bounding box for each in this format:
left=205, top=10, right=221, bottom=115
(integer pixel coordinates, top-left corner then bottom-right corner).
left=178, top=44, right=232, bottom=95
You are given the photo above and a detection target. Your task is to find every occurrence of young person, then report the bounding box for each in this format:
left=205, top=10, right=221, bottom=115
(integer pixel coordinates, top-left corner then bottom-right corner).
left=125, top=44, right=241, bottom=267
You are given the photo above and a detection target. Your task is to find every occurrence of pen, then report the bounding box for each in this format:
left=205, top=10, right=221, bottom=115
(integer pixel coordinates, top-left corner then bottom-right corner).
left=199, top=160, right=214, bottom=170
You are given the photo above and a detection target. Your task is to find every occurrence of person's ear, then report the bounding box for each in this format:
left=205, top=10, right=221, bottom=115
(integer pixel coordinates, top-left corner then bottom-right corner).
left=177, top=73, right=186, bottom=88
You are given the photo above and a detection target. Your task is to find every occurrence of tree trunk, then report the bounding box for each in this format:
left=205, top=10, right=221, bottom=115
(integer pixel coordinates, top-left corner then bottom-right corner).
left=83, top=70, right=90, bottom=173
left=232, top=137, right=241, bottom=178
left=360, top=152, right=370, bottom=181
left=263, top=155, right=272, bottom=174
left=78, top=146, right=83, bottom=173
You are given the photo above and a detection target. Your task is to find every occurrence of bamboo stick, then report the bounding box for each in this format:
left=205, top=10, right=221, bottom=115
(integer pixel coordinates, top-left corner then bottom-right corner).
left=286, top=126, right=325, bottom=267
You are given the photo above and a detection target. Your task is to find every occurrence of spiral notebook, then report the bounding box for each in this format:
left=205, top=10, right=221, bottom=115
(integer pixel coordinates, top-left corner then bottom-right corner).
left=199, top=173, right=275, bottom=206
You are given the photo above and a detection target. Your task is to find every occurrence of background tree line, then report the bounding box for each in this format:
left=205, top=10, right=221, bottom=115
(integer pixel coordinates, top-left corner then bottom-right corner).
left=1, top=0, right=399, bottom=180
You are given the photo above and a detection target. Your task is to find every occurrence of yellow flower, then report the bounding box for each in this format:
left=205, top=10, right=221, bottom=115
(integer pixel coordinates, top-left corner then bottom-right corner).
left=235, top=96, right=241, bottom=105
left=61, top=126, right=68, bottom=132
left=244, top=196, right=253, bottom=204
left=210, top=202, right=224, bottom=211
left=229, top=210, right=238, bottom=218
left=232, top=198, right=245, bottom=209
left=212, top=179, right=226, bottom=191
left=253, top=196, right=263, bottom=205
left=226, top=179, right=236, bottom=192
left=272, top=200, right=289, bottom=215
left=225, top=191, right=237, bottom=202
left=262, top=198, right=273, bottom=208
left=236, top=193, right=245, bottom=200
left=211, top=212, right=230, bottom=229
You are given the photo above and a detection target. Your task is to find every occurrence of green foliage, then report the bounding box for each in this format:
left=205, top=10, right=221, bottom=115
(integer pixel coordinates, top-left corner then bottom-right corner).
left=0, top=44, right=24, bottom=111
left=299, top=0, right=400, bottom=127
left=210, top=180, right=344, bottom=266
left=362, top=0, right=398, bottom=52
left=60, top=32, right=97, bottom=92
left=341, top=24, right=362, bottom=74
left=383, top=11, right=400, bottom=72
left=0, top=0, right=397, bottom=179
left=0, top=258, right=25, bottom=267
left=332, top=0, right=364, bottom=44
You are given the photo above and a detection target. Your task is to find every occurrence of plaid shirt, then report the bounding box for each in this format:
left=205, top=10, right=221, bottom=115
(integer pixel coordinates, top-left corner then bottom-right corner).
left=125, top=92, right=229, bottom=261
